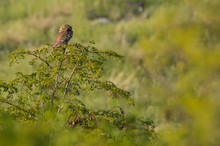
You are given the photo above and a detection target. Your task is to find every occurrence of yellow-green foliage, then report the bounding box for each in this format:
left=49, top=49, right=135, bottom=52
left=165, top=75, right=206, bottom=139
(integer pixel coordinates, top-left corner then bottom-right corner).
left=122, top=1, right=220, bottom=146
left=0, top=0, right=220, bottom=145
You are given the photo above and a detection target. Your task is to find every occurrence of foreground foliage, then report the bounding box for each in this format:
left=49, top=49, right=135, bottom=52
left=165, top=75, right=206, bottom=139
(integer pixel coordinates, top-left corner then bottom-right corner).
left=0, top=43, right=155, bottom=146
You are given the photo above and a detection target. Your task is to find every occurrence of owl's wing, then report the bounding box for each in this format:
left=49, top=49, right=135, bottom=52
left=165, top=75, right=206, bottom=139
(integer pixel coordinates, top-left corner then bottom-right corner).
left=53, top=31, right=67, bottom=48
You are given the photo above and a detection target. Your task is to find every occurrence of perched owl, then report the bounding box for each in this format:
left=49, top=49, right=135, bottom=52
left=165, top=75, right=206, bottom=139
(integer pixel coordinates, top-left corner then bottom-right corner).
left=53, top=24, right=73, bottom=48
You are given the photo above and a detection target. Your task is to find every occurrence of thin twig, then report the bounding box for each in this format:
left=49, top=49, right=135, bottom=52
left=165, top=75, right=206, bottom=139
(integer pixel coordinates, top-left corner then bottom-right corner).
left=1, top=99, right=35, bottom=116
left=28, top=52, right=50, bottom=66
left=27, top=52, right=68, bottom=82
left=63, top=62, right=79, bottom=98
left=51, top=57, right=67, bottom=109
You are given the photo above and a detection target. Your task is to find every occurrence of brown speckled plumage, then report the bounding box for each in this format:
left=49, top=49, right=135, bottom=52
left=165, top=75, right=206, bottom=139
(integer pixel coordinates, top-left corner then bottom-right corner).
left=53, top=24, right=73, bottom=48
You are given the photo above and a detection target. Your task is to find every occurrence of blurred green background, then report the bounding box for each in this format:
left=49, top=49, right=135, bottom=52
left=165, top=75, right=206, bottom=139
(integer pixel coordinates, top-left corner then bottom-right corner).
left=0, top=0, right=220, bottom=145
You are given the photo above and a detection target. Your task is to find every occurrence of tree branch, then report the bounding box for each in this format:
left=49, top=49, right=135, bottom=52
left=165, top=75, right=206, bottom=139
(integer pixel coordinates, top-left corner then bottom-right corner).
left=51, top=57, right=67, bottom=109
left=63, top=62, right=79, bottom=98
left=27, top=51, right=68, bottom=82
left=0, top=99, right=35, bottom=116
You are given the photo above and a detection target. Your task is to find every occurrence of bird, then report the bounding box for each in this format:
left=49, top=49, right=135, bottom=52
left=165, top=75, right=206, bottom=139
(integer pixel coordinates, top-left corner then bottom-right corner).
left=53, top=24, right=73, bottom=48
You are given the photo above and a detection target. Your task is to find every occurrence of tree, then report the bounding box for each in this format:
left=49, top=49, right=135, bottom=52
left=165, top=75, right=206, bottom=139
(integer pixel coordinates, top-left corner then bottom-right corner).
left=0, top=42, right=155, bottom=145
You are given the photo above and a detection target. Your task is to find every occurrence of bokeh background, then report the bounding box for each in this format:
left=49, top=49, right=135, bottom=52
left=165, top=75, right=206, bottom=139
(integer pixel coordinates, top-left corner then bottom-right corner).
left=0, top=0, right=220, bottom=145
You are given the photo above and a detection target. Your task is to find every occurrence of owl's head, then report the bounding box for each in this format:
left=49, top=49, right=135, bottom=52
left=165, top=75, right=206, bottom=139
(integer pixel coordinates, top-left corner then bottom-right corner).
left=59, top=24, right=72, bottom=32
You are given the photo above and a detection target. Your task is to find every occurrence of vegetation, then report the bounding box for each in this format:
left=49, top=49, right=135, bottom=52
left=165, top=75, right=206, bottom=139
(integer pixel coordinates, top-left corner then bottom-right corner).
left=0, top=0, right=220, bottom=146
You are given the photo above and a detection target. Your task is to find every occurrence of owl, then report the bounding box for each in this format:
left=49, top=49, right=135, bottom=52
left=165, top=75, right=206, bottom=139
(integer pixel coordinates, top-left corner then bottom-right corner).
left=53, top=24, right=73, bottom=48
